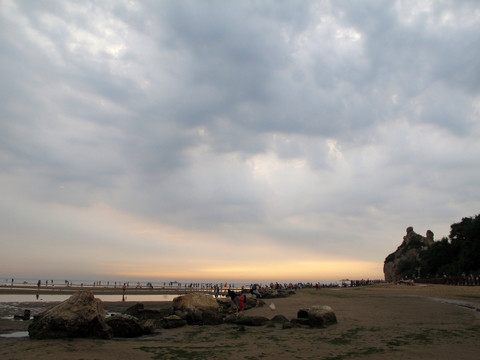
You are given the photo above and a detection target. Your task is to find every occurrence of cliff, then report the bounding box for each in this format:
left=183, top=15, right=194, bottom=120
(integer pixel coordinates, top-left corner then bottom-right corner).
left=383, top=227, right=434, bottom=281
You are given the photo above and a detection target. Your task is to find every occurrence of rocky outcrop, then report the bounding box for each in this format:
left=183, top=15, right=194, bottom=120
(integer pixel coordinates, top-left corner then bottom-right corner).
left=172, top=293, right=222, bottom=325
left=28, top=291, right=112, bottom=339
left=384, top=227, right=434, bottom=281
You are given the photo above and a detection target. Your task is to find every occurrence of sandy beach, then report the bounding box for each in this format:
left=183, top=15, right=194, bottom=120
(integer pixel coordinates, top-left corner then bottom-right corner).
left=1, top=283, right=479, bottom=359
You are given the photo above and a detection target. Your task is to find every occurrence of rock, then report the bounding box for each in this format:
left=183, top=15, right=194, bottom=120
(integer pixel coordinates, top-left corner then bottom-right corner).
left=384, top=227, right=434, bottom=281
left=258, top=288, right=295, bottom=299
left=172, top=293, right=221, bottom=325
left=124, top=303, right=144, bottom=316
left=14, top=309, right=31, bottom=321
left=28, top=290, right=112, bottom=339
left=173, top=293, right=219, bottom=309
left=297, top=305, right=337, bottom=328
left=245, top=296, right=260, bottom=309
left=271, top=314, right=289, bottom=324
left=123, top=303, right=170, bottom=321
left=105, top=314, right=146, bottom=338
left=160, top=315, right=187, bottom=329
left=282, top=322, right=295, bottom=329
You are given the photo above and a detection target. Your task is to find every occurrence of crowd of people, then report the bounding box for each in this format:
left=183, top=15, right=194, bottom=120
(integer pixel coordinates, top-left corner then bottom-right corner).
left=5, top=278, right=389, bottom=292
left=415, top=273, right=480, bottom=286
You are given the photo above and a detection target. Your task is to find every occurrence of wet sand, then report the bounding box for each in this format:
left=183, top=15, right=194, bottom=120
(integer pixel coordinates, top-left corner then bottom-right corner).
left=1, top=284, right=479, bottom=359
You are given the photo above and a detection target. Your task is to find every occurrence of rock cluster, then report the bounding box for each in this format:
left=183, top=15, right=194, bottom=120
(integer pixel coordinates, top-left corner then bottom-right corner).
left=27, top=290, right=337, bottom=339
left=258, top=288, right=296, bottom=299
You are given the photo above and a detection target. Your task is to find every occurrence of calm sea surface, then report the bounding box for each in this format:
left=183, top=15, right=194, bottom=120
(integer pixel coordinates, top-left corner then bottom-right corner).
left=0, top=294, right=180, bottom=303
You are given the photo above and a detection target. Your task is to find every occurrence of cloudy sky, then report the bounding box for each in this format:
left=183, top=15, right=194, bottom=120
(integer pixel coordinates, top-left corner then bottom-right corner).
left=1, top=1, right=479, bottom=283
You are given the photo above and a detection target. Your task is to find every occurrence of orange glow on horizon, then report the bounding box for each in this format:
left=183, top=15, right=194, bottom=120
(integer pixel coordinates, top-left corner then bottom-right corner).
left=106, top=259, right=384, bottom=282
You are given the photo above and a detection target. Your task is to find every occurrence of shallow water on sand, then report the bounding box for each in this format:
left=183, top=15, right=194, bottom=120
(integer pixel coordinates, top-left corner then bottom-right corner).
left=0, top=331, right=29, bottom=338
left=0, top=294, right=179, bottom=303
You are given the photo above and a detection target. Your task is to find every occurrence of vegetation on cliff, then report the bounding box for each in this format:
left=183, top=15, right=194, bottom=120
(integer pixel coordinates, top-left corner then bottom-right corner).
left=384, top=214, right=480, bottom=280
left=420, top=214, right=480, bottom=278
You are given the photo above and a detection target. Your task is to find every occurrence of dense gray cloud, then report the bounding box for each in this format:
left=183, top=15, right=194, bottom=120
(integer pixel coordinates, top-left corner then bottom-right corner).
left=1, top=0, right=479, bottom=281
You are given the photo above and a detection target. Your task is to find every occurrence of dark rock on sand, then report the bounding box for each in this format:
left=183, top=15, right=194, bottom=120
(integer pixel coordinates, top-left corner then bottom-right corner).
left=14, top=309, right=31, bottom=321
left=160, top=315, right=187, bottom=329
left=297, top=305, right=337, bottom=328
left=105, top=314, right=149, bottom=338
left=28, top=290, right=113, bottom=339
left=271, top=314, right=289, bottom=324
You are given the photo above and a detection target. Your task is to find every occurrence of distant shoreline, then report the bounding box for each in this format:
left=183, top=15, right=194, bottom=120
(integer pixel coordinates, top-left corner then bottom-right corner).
left=0, top=284, right=220, bottom=296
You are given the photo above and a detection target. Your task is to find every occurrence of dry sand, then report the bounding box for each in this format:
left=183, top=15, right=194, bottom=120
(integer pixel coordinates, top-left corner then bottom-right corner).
left=1, top=284, right=479, bottom=359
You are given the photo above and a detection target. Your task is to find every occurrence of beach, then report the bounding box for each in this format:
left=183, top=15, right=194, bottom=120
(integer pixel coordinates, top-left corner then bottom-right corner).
left=1, top=283, right=479, bottom=359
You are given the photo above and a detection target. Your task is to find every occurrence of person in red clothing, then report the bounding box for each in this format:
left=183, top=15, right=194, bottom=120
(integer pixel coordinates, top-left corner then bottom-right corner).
left=239, top=293, right=246, bottom=312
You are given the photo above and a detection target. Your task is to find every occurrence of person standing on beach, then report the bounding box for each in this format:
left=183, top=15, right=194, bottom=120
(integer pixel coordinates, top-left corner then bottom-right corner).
left=250, top=284, right=262, bottom=307
left=239, top=292, right=246, bottom=312
left=227, top=289, right=240, bottom=315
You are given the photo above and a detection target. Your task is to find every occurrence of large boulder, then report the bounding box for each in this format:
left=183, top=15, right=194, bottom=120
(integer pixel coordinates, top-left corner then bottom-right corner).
left=297, top=305, right=337, bottom=328
left=384, top=227, right=434, bottom=281
left=28, top=291, right=112, bottom=339
left=173, top=293, right=219, bottom=309
left=172, top=293, right=221, bottom=325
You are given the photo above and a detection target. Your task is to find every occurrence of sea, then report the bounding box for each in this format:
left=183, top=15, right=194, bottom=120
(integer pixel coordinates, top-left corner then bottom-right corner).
left=0, top=276, right=343, bottom=304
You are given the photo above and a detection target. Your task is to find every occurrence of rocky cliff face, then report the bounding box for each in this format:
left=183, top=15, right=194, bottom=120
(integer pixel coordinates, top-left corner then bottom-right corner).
left=383, top=227, right=434, bottom=281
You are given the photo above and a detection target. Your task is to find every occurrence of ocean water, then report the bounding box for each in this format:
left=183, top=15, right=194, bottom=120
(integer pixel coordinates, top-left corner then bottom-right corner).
left=0, top=293, right=180, bottom=303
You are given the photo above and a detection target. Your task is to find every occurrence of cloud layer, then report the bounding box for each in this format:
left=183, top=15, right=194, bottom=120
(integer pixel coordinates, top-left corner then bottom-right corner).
left=1, top=1, right=479, bottom=281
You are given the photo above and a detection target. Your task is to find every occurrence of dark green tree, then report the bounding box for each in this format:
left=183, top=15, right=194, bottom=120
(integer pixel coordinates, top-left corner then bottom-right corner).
left=419, top=214, right=480, bottom=277
left=449, top=214, right=480, bottom=274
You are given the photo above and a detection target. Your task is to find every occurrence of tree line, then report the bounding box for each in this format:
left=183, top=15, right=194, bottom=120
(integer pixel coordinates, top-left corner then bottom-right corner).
left=414, top=214, right=480, bottom=280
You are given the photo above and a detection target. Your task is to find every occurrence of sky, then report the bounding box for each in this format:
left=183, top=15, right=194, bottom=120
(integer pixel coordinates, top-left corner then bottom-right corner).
left=1, top=0, right=479, bottom=283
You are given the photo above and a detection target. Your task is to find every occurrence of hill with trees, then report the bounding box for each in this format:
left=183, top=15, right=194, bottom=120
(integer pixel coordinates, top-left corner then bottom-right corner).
left=384, top=214, right=480, bottom=282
